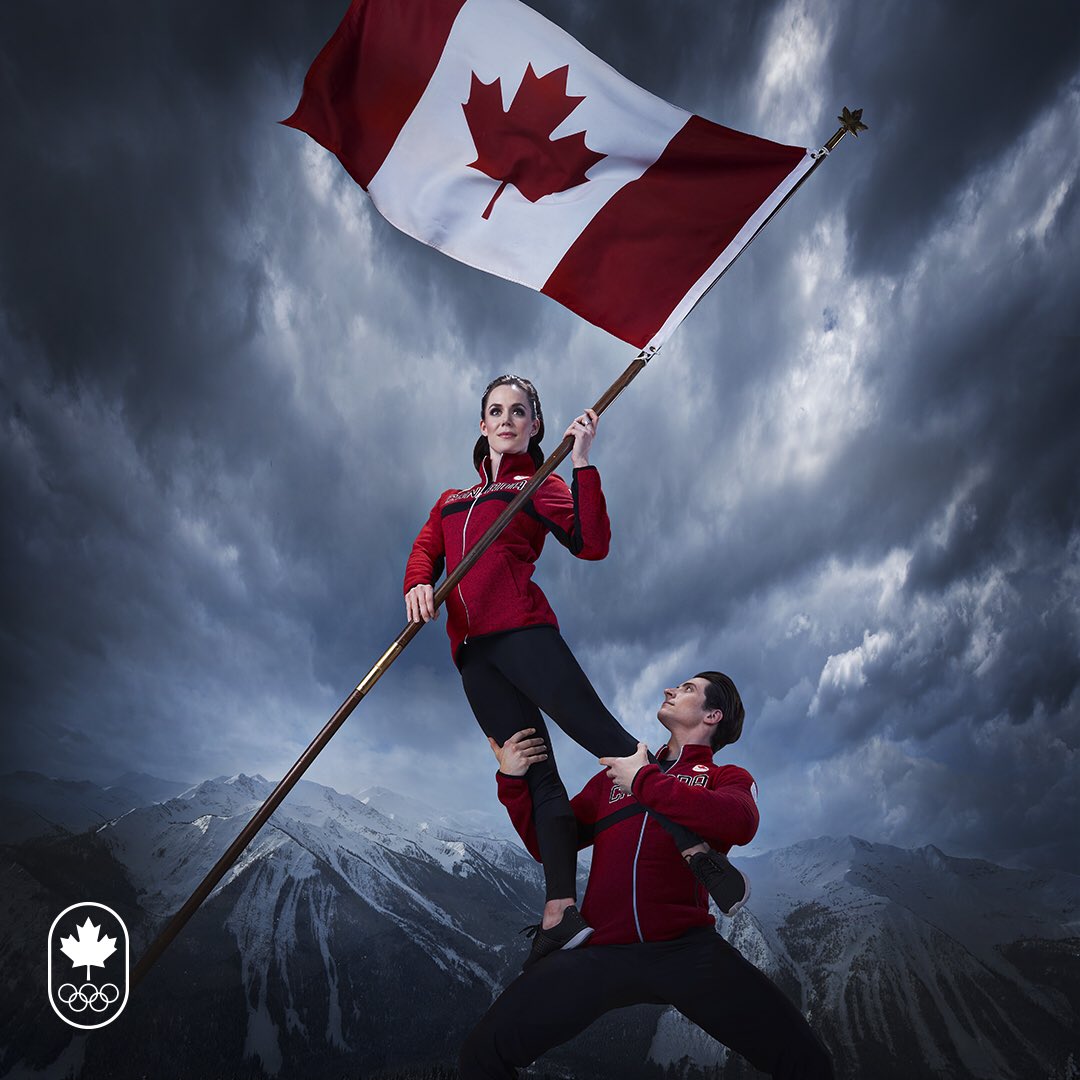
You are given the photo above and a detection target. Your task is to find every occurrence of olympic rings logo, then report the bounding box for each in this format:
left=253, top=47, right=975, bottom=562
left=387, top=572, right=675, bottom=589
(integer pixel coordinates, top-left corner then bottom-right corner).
left=56, top=983, right=120, bottom=1013
left=49, top=903, right=129, bottom=1029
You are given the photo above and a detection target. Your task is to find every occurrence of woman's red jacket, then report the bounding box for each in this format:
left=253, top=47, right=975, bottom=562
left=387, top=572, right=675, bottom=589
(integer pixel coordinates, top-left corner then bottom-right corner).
left=403, top=450, right=610, bottom=664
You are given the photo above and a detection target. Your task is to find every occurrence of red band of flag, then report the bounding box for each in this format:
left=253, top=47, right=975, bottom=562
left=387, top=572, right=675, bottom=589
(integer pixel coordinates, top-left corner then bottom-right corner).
left=542, top=116, right=809, bottom=348
left=283, top=0, right=467, bottom=190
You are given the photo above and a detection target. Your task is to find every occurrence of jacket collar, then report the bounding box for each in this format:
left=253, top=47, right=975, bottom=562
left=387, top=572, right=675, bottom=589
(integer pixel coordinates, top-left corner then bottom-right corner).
left=657, top=742, right=714, bottom=770
left=478, top=451, right=537, bottom=484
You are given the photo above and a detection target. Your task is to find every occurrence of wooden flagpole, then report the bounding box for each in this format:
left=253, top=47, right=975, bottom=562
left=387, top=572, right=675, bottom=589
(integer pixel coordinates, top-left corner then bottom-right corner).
left=131, top=108, right=866, bottom=988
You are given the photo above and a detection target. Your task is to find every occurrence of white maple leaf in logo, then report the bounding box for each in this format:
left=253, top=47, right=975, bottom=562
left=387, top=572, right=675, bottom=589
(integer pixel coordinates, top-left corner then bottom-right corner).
left=60, top=917, right=117, bottom=980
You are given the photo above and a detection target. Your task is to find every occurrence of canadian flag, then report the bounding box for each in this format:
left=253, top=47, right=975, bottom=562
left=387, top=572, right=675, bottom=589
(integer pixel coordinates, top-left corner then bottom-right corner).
left=284, top=0, right=813, bottom=349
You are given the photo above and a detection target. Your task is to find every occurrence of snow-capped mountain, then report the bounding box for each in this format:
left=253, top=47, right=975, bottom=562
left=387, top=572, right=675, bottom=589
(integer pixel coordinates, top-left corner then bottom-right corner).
left=651, top=836, right=1080, bottom=1079
left=1, top=773, right=1077, bottom=1080
left=100, top=773, right=542, bottom=975
left=1, top=772, right=556, bottom=1080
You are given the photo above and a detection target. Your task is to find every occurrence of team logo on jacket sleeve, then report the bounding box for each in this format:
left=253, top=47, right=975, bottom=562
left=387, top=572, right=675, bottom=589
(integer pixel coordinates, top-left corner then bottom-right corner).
left=676, top=774, right=708, bottom=788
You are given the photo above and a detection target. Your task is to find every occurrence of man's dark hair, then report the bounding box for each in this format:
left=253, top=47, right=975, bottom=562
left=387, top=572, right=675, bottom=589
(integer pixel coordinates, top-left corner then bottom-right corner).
left=695, top=671, right=745, bottom=751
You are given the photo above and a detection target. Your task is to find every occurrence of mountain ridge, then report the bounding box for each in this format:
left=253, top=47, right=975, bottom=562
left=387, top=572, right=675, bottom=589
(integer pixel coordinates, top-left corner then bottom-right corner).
left=1, top=771, right=1077, bottom=1079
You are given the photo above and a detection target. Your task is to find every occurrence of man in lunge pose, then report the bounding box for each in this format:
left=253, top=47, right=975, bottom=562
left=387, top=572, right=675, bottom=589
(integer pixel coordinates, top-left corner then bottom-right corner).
left=460, top=671, right=834, bottom=1080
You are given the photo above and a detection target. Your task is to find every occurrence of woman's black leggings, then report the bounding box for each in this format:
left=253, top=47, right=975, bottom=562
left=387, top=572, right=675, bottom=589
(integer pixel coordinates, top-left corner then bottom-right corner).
left=458, top=625, right=703, bottom=900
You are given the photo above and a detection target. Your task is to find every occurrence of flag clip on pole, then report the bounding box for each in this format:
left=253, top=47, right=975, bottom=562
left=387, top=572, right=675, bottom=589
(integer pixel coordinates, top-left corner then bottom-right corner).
left=131, top=109, right=865, bottom=988
left=816, top=108, right=868, bottom=155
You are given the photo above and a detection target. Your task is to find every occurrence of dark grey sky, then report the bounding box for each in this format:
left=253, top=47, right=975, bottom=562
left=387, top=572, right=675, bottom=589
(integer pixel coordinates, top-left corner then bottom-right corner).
left=2, top=0, right=1078, bottom=873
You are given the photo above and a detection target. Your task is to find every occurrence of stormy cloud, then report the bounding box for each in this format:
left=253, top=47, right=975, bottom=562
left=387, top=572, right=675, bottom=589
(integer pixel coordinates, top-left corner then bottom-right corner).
left=2, top=0, right=1078, bottom=874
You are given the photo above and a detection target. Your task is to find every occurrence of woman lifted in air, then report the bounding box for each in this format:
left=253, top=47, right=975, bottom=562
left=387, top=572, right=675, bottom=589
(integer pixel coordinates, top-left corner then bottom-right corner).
left=404, top=374, right=747, bottom=969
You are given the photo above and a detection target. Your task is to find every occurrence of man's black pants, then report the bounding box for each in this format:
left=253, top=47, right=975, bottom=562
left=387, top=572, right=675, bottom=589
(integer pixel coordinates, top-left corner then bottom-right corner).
left=459, top=928, right=834, bottom=1080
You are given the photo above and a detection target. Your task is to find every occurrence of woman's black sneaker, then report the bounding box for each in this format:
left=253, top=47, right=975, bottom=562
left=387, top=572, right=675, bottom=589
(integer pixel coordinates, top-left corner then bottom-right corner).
left=688, top=850, right=751, bottom=916
left=521, top=905, right=593, bottom=971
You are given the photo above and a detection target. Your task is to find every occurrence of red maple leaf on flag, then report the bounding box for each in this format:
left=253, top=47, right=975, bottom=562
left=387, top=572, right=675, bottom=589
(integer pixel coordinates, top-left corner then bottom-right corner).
left=462, top=64, right=606, bottom=220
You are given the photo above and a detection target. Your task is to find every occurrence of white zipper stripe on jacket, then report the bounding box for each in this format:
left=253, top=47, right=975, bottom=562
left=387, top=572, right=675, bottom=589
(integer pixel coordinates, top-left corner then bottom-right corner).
left=457, top=474, right=490, bottom=637
left=630, top=818, right=648, bottom=942
left=631, top=744, right=685, bottom=942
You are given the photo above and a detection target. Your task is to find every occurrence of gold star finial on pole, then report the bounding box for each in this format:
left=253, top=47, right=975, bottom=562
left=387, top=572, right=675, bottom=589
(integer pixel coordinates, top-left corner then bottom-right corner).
left=838, top=107, right=868, bottom=137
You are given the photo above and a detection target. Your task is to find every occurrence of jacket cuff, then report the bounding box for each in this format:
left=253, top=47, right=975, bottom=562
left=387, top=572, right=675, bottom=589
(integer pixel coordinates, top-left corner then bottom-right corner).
left=496, top=771, right=529, bottom=789
left=403, top=569, right=431, bottom=593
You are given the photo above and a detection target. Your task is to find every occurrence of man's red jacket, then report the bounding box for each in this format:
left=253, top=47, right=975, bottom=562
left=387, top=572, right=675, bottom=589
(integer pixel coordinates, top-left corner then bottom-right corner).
left=497, top=742, right=758, bottom=945
left=403, top=450, right=610, bottom=664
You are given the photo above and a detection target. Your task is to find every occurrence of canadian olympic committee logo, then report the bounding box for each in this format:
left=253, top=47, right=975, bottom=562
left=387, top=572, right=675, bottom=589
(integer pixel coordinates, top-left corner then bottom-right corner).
left=48, top=903, right=129, bottom=1029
